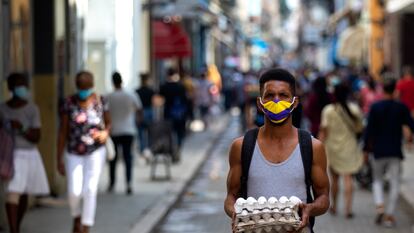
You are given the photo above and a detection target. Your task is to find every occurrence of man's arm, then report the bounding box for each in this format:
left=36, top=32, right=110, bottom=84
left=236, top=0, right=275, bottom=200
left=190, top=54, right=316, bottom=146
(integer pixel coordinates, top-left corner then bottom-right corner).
left=224, top=137, right=243, bottom=218
left=402, top=104, right=414, bottom=133
left=298, top=138, right=330, bottom=230
left=308, top=138, right=330, bottom=216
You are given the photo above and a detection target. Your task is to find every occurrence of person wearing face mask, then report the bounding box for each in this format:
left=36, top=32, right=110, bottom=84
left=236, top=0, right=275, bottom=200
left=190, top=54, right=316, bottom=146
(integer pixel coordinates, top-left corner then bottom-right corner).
left=0, top=73, right=50, bottom=233
left=225, top=68, right=330, bottom=233
left=57, top=71, right=111, bottom=233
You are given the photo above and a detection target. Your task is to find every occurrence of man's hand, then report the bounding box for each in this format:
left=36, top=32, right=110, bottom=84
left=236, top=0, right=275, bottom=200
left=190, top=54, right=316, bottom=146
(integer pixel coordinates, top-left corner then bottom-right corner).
left=295, top=203, right=312, bottom=233
left=231, top=211, right=237, bottom=233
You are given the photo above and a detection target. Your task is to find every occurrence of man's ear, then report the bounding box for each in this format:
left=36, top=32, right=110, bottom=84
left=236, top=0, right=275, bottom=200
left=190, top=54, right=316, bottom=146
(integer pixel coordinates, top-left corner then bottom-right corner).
left=293, top=96, right=300, bottom=109
left=256, top=97, right=264, bottom=113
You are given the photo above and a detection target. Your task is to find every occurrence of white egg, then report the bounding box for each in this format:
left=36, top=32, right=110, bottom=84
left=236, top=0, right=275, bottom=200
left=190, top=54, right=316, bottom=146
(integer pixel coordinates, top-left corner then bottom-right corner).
left=246, top=197, right=258, bottom=211
left=268, top=197, right=278, bottom=204
left=279, top=196, right=289, bottom=203
left=289, top=196, right=302, bottom=205
left=246, top=197, right=257, bottom=203
left=236, top=197, right=246, bottom=205
left=258, top=196, right=267, bottom=204
left=267, top=197, right=278, bottom=209
left=235, top=198, right=247, bottom=213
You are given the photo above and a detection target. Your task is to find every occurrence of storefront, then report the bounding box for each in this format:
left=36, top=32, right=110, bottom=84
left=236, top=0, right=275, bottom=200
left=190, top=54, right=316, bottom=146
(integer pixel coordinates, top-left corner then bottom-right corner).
left=385, top=0, right=414, bottom=77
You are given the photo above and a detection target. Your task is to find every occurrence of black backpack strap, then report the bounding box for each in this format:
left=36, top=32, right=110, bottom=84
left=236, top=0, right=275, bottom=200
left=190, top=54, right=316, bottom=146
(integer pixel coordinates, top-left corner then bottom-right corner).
left=239, top=128, right=260, bottom=199
left=298, top=129, right=315, bottom=232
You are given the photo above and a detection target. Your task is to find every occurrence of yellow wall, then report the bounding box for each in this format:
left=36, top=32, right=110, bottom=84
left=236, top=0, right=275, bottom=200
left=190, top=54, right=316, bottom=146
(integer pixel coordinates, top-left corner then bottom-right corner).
left=32, top=74, right=65, bottom=194
left=369, top=0, right=385, bottom=80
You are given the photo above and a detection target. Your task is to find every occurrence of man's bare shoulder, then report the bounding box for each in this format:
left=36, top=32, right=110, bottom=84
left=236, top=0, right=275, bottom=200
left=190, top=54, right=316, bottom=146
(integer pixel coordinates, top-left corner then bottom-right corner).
left=311, top=137, right=324, bottom=150
left=311, top=137, right=327, bottom=163
left=229, top=136, right=243, bottom=162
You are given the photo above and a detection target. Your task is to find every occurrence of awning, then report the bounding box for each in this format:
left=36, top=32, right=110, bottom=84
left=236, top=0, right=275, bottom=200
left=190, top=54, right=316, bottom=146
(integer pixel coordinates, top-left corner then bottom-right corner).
left=337, top=25, right=368, bottom=62
left=387, top=0, right=414, bottom=13
left=152, top=21, right=192, bottom=59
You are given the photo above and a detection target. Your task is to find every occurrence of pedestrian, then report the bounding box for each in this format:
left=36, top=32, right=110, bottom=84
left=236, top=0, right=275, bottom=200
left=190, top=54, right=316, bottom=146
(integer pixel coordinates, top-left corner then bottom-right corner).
left=224, top=68, right=330, bottom=233
left=396, top=66, right=414, bottom=117
left=195, top=71, right=214, bottom=128
left=359, top=75, right=383, bottom=116
left=0, top=73, right=50, bottom=233
left=304, top=76, right=334, bottom=137
left=159, top=68, right=188, bottom=161
left=319, top=83, right=364, bottom=218
left=57, top=71, right=111, bottom=233
left=136, top=73, right=155, bottom=157
left=107, top=72, right=142, bottom=194
left=181, top=71, right=196, bottom=123
left=363, top=76, right=414, bottom=227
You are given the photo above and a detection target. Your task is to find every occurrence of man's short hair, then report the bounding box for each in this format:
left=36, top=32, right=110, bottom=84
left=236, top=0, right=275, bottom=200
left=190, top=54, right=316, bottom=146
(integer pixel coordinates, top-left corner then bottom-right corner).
left=382, top=72, right=397, bottom=94
left=402, top=65, right=413, bottom=76
left=7, top=73, right=28, bottom=90
left=167, top=67, right=177, bottom=77
left=140, top=73, right=149, bottom=81
left=112, top=72, right=122, bottom=85
left=259, top=68, right=296, bottom=96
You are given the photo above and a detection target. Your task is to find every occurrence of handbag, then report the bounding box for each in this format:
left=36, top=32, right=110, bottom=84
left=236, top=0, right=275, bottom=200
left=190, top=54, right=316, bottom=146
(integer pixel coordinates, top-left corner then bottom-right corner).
left=0, top=121, right=15, bottom=181
left=355, top=161, right=373, bottom=189
left=105, top=137, right=116, bottom=161
left=95, top=94, right=115, bottom=161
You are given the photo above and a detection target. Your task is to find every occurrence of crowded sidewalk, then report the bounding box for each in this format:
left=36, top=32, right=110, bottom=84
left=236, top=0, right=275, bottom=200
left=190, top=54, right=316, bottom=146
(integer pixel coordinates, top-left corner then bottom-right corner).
left=0, top=114, right=229, bottom=233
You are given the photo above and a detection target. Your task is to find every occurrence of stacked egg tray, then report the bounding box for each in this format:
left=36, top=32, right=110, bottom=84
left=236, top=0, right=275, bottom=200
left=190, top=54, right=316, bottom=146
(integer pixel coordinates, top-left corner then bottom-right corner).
left=234, top=196, right=302, bottom=233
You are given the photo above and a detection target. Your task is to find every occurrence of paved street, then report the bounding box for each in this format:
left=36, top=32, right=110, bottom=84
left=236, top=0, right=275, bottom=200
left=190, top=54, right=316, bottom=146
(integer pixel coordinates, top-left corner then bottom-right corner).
left=155, top=116, right=414, bottom=233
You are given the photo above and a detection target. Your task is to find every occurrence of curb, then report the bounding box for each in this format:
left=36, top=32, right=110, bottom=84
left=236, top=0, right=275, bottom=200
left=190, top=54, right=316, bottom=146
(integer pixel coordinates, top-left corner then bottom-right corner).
left=400, top=187, right=414, bottom=217
left=130, top=114, right=230, bottom=233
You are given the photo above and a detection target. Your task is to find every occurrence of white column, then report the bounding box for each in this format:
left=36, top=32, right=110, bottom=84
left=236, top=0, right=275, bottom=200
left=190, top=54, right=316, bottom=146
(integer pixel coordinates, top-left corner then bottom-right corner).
left=115, top=0, right=134, bottom=89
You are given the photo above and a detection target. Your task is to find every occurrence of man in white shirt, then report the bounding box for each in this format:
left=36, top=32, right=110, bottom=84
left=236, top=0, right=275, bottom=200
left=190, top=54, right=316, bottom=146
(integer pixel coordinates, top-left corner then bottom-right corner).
left=107, top=72, right=142, bottom=194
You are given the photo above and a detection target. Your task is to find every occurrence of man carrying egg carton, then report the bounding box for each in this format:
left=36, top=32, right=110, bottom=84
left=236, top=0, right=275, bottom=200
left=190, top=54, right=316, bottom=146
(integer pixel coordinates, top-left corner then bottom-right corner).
left=234, top=196, right=303, bottom=232
left=224, top=69, right=330, bottom=233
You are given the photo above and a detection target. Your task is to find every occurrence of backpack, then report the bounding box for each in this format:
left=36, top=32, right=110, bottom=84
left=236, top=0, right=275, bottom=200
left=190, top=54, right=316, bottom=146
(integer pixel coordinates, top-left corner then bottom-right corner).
left=170, top=97, right=187, bottom=120
left=239, top=128, right=315, bottom=232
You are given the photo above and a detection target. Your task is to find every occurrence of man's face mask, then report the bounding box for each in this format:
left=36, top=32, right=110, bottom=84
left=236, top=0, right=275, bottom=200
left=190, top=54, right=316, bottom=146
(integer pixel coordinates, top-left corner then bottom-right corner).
left=259, top=97, right=296, bottom=124
left=13, top=86, right=29, bottom=100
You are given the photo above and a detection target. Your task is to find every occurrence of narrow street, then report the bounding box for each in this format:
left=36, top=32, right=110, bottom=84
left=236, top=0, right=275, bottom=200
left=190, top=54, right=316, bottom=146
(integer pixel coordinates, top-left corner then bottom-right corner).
left=155, top=115, right=414, bottom=233
left=154, top=114, right=240, bottom=233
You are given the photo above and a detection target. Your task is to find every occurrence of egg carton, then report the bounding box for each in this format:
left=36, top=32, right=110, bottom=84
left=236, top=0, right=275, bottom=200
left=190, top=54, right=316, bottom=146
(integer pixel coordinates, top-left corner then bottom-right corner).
left=234, top=196, right=302, bottom=233
left=235, top=223, right=301, bottom=233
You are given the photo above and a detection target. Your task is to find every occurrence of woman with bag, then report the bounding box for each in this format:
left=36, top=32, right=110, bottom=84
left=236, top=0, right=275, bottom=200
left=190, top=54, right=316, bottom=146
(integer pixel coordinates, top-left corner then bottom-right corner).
left=57, top=71, right=111, bottom=233
left=0, top=73, right=50, bottom=233
left=319, top=83, right=364, bottom=218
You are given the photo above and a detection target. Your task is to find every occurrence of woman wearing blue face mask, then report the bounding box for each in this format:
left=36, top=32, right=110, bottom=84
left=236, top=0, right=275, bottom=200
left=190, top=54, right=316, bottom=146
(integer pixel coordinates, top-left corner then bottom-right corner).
left=0, top=73, right=50, bottom=233
left=57, top=71, right=111, bottom=233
